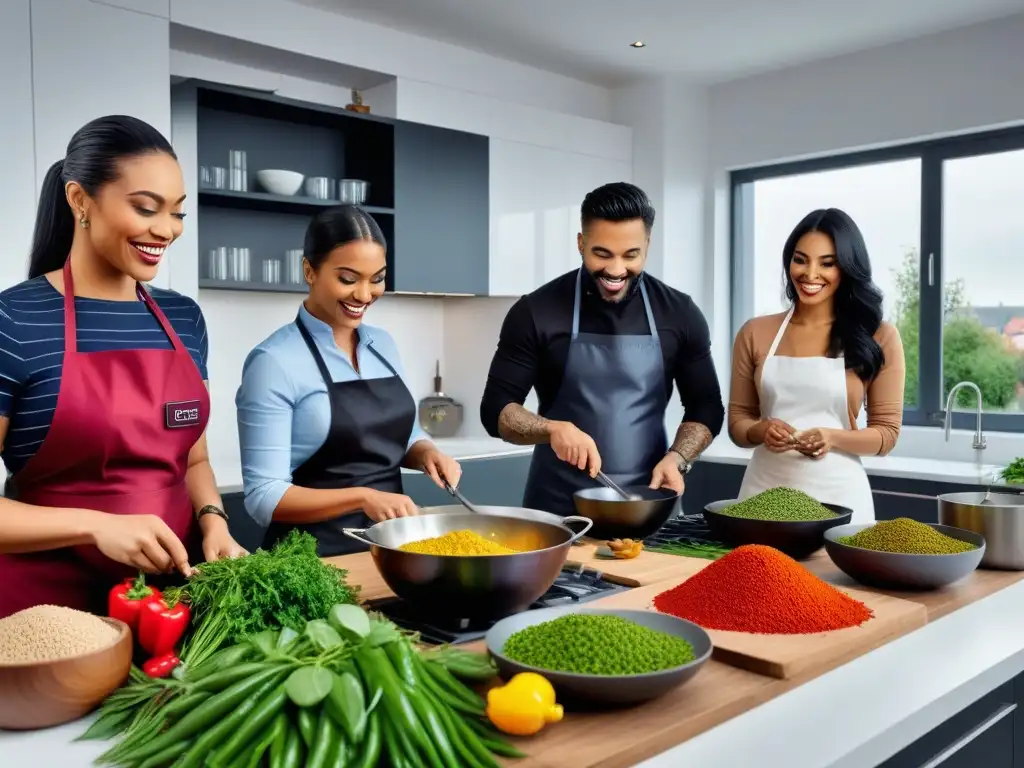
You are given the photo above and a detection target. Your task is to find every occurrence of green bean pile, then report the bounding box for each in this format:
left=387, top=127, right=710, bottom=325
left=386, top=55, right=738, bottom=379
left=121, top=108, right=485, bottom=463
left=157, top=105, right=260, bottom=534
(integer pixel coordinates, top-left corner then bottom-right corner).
left=721, top=487, right=837, bottom=522
left=84, top=605, right=521, bottom=768
left=503, top=614, right=696, bottom=675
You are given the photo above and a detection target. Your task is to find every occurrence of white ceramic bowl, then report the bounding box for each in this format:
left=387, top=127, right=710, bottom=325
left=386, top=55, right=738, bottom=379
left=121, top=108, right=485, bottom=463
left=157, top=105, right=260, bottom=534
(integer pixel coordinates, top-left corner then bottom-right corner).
left=256, top=169, right=304, bottom=196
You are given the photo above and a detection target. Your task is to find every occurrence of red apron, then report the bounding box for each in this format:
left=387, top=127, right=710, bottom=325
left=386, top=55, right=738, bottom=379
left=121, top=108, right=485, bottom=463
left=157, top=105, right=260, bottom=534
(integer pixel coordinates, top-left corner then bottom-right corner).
left=0, top=261, right=209, bottom=618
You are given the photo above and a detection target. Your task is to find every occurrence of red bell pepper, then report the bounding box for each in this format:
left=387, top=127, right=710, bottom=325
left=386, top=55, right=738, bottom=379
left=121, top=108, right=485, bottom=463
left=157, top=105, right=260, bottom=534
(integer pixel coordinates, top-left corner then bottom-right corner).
left=107, top=574, right=161, bottom=632
left=142, top=652, right=181, bottom=679
left=138, top=596, right=191, bottom=656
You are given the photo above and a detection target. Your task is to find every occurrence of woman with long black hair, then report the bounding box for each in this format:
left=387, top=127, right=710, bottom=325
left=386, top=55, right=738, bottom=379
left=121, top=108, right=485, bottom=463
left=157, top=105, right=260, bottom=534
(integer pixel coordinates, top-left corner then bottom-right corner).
left=0, top=115, right=244, bottom=618
left=728, top=208, right=906, bottom=523
left=236, top=205, right=461, bottom=557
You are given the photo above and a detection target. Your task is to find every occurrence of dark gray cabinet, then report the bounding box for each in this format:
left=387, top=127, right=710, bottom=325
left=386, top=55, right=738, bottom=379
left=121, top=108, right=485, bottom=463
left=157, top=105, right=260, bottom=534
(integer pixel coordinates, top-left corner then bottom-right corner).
left=393, top=122, right=490, bottom=295
left=878, top=678, right=1020, bottom=768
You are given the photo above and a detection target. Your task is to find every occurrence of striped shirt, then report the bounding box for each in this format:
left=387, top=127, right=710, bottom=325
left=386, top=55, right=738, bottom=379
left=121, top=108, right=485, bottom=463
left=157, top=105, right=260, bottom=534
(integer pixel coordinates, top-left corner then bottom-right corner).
left=0, top=277, right=209, bottom=474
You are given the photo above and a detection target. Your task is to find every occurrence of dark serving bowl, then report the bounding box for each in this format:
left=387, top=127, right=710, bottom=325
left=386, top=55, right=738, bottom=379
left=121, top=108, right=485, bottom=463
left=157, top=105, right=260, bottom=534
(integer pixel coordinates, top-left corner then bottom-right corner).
left=572, top=486, right=681, bottom=540
left=702, top=499, right=853, bottom=560
left=824, top=523, right=986, bottom=590
left=486, top=607, right=712, bottom=708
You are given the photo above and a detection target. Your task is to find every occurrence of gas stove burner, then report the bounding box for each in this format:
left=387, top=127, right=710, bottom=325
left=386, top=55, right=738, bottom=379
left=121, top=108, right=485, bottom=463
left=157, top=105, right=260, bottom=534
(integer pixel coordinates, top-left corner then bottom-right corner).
left=644, top=514, right=718, bottom=546
left=367, top=566, right=632, bottom=645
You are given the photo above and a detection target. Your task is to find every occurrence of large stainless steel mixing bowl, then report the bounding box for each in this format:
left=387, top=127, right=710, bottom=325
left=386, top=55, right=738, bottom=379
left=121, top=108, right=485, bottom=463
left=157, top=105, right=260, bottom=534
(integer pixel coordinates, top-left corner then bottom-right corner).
left=342, top=512, right=593, bottom=620
left=572, top=486, right=681, bottom=540
left=938, top=491, right=1024, bottom=570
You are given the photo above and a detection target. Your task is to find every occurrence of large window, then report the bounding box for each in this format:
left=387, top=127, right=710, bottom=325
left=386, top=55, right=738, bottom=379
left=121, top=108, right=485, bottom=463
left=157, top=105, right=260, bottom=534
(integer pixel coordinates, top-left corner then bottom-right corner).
left=731, top=128, right=1024, bottom=433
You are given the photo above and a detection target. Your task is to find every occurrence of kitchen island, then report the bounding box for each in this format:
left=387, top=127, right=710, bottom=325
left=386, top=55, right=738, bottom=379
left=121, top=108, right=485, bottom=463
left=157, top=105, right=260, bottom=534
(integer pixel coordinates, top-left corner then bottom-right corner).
left=5, top=550, right=1024, bottom=768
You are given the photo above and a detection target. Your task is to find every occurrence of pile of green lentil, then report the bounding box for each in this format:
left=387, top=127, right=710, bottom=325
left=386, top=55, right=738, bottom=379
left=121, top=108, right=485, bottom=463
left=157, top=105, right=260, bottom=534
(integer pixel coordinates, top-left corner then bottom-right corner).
left=837, top=518, right=978, bottom=555
left=502, top=614, right=696, bottom=675
left=720, top=487, right=837, bottom=522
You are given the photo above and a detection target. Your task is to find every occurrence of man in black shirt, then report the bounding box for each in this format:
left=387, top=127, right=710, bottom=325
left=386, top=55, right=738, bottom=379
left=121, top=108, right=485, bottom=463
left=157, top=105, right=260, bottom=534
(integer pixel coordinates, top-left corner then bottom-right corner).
left=480, top=182, right=725, bottom=515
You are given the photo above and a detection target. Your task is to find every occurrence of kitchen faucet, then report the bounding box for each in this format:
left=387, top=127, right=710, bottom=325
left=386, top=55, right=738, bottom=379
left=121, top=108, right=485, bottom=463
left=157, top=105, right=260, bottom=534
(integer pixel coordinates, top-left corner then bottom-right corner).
left=943, top=381, right=986, bottom=452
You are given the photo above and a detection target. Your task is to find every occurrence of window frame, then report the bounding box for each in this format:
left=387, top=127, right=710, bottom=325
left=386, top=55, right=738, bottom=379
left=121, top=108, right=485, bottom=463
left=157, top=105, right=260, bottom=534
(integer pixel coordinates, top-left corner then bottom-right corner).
left=729, top=124, right=1024, bottom=435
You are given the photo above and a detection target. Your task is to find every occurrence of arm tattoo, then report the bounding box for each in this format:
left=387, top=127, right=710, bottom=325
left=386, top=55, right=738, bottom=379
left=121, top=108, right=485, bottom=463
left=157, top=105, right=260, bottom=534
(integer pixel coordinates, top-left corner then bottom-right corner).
left=497, top=403, right=553, bottom=445
left=669, top=422, right=713, bottom=464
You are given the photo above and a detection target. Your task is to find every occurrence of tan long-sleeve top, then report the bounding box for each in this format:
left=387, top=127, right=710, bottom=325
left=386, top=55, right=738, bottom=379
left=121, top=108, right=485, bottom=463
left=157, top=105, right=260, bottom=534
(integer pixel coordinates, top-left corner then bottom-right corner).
left=728, top=312, right=906, bottom=455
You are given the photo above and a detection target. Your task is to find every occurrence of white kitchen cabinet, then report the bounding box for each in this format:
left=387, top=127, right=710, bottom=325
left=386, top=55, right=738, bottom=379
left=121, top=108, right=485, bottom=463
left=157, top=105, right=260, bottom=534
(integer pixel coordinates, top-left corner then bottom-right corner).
left=88, top=0, right=169, bottom=16
left=31, top=0, right=172, bottom=288
left=0, top=0, right=36, bottom=290
left=488, top=138, right=633, bottom=296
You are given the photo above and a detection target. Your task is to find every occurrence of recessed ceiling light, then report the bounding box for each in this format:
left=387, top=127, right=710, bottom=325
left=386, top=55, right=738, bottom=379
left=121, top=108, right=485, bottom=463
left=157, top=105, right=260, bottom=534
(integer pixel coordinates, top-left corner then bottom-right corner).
left=630, top=41, right=646, bottom=48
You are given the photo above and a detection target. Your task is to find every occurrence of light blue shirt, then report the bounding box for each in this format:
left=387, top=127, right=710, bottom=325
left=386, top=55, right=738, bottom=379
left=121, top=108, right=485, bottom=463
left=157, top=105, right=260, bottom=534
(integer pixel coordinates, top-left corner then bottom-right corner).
left=236, top=304, right=428, bottom=526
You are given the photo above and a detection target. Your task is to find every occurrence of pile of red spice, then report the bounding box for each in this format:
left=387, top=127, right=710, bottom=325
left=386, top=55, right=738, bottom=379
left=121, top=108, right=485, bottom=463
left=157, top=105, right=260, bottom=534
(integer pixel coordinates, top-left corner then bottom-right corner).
left=653, top=544, right=873, bottom=634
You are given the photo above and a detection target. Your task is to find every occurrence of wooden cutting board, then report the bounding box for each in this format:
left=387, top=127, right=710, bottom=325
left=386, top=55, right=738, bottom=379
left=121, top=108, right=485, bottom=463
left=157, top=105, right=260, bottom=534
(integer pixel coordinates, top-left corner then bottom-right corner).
left=564, top=543, right=699, bottom=586
left=586, top=571, right=928, bottom=680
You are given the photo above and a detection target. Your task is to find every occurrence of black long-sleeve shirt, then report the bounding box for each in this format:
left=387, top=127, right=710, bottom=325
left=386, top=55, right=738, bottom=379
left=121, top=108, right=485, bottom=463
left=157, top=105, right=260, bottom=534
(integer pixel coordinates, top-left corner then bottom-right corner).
left=480, top=269, right=726, bottom=439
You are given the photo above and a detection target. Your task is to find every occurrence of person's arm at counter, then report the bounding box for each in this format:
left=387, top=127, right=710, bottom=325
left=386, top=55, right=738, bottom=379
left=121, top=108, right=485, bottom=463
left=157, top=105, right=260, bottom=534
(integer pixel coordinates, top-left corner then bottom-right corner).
left=480, top=298, right=600, bottom=474
left=236, top=349, right=416, bottom=524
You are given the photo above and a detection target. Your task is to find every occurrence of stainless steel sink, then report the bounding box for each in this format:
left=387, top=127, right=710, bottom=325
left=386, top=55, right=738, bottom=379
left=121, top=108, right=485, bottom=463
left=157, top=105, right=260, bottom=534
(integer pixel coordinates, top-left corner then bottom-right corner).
left=938, top=491, right=1024, bottom=570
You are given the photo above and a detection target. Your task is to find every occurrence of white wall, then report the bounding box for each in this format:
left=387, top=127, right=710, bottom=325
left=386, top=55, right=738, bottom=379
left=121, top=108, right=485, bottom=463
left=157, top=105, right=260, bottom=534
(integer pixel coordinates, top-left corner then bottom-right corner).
left=168, top=0, right=611, bottom=123
left=0, top=0, right=35, bottom=288
left=709, top=13, right=1024, bottom=171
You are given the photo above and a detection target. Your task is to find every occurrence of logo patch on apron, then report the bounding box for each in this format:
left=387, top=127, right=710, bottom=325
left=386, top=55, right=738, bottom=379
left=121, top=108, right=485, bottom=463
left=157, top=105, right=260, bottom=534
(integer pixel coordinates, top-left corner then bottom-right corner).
left=165, top=399, right=202, bottom=429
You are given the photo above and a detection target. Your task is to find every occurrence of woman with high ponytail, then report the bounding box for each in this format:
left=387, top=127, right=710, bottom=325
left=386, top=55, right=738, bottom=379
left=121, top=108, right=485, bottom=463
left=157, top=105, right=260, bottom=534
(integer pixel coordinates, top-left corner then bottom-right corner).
left=727, top=208, right=906, bottom=523
left=0, top=115, right=244, bottom=618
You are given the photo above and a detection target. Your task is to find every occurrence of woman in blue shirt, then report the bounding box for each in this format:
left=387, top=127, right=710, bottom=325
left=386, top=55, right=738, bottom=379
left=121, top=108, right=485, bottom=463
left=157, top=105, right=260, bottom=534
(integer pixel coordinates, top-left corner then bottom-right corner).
left=236, top=205, right=461, bottom=556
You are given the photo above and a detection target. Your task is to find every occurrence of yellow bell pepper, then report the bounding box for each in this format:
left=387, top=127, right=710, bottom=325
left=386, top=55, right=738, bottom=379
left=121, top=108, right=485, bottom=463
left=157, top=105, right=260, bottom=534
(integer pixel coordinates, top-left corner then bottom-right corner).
left=486, top=672, right=564, bottom=736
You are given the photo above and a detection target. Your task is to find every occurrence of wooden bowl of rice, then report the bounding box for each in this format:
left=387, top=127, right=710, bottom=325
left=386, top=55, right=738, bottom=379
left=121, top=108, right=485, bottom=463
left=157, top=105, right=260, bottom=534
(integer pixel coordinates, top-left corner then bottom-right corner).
left=0, top=605, right=132, bottom=730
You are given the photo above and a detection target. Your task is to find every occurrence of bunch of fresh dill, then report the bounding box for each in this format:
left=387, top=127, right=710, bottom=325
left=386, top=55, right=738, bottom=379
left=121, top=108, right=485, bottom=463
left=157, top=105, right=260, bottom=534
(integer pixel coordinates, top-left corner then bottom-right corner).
left=168, top=530, right=359, bottom=667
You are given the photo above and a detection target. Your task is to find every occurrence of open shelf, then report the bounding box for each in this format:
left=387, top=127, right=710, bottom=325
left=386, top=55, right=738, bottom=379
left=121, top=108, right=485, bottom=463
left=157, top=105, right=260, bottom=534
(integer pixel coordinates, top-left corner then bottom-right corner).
left=198, top=189, right=395, bottom=216
left=178, top=79, right=489, bottom=296
left=198, top=279, right=306, bottom=294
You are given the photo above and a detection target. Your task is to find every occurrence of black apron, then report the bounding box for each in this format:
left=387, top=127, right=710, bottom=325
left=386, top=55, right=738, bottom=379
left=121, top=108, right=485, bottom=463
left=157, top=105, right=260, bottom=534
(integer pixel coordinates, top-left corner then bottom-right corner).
left=523, top=269, right=669, bottom=515
left=263, top=315, right=416, bottom=556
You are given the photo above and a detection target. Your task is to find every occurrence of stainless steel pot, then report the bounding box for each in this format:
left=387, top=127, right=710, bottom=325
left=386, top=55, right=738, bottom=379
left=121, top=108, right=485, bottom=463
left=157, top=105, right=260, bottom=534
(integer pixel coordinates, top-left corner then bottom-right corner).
left=342, top=512, right=593, bottom=620
left=938, top=491, right=1024, bottom=570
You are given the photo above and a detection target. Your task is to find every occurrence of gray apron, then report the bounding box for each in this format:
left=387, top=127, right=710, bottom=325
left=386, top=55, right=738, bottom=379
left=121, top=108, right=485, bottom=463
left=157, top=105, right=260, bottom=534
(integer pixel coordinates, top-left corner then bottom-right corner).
left=522, top=269, right=668, bottom=515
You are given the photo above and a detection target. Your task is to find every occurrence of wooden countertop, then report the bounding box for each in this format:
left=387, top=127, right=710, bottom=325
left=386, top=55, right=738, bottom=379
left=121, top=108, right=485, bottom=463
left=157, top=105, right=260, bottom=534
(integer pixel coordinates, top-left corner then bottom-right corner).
left=323, top=550, right=1024, bottom=768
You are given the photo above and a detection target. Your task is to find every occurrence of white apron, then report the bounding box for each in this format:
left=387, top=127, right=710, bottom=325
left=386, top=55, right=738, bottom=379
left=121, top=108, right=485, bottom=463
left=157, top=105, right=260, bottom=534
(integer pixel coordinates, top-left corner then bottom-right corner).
left=737, top=307, right=875, bottom=523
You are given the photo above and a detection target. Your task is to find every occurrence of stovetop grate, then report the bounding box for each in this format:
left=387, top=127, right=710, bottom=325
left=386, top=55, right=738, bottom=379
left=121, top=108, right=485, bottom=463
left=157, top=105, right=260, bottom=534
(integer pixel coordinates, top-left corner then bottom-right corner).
left=643, top=514, right=721, bottom=547
left=367, top=565, right=631, bottom=645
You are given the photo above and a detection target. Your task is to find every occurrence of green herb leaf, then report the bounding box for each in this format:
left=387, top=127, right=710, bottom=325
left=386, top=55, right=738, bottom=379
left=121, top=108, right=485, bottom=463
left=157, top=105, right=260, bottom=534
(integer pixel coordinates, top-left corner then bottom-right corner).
left=276, top=626, right=299, bottom=652
left=285, top=666, right=334, bottom=708
left=328, top=604, right=371, bottom=639
left=250, top=629, right=279, bottom=656
left=305, top=619, right=343, bottom=651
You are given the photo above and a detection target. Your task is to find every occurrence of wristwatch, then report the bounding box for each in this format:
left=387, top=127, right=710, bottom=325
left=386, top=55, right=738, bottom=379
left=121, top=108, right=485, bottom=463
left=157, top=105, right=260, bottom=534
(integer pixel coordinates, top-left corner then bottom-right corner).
left=668, top=448, right=694, bottom=475
left=195, top=504, right=229, bottom=523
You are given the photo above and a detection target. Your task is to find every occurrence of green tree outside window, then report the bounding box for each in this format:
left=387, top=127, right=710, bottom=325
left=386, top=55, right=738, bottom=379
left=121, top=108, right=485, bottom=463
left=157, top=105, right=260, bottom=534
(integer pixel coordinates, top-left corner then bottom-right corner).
left=890, top=250, right=1023, bottom=411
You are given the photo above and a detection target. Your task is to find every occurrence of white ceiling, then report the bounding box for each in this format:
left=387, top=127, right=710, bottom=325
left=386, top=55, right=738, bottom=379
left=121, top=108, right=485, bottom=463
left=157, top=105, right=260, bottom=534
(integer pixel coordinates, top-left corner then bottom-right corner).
left=296, top=0, right=1024, bottom=87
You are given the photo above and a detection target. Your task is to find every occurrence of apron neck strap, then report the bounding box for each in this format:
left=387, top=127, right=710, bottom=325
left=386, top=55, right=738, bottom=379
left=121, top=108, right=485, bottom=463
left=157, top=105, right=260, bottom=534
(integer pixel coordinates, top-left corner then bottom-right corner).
left=572, top=269, right=657, bottom=339
left=295, top=314, right=401, bottom=386
left=61, top=259, right=180, bottom=356
left=766, top=306, right=796, bottom=359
